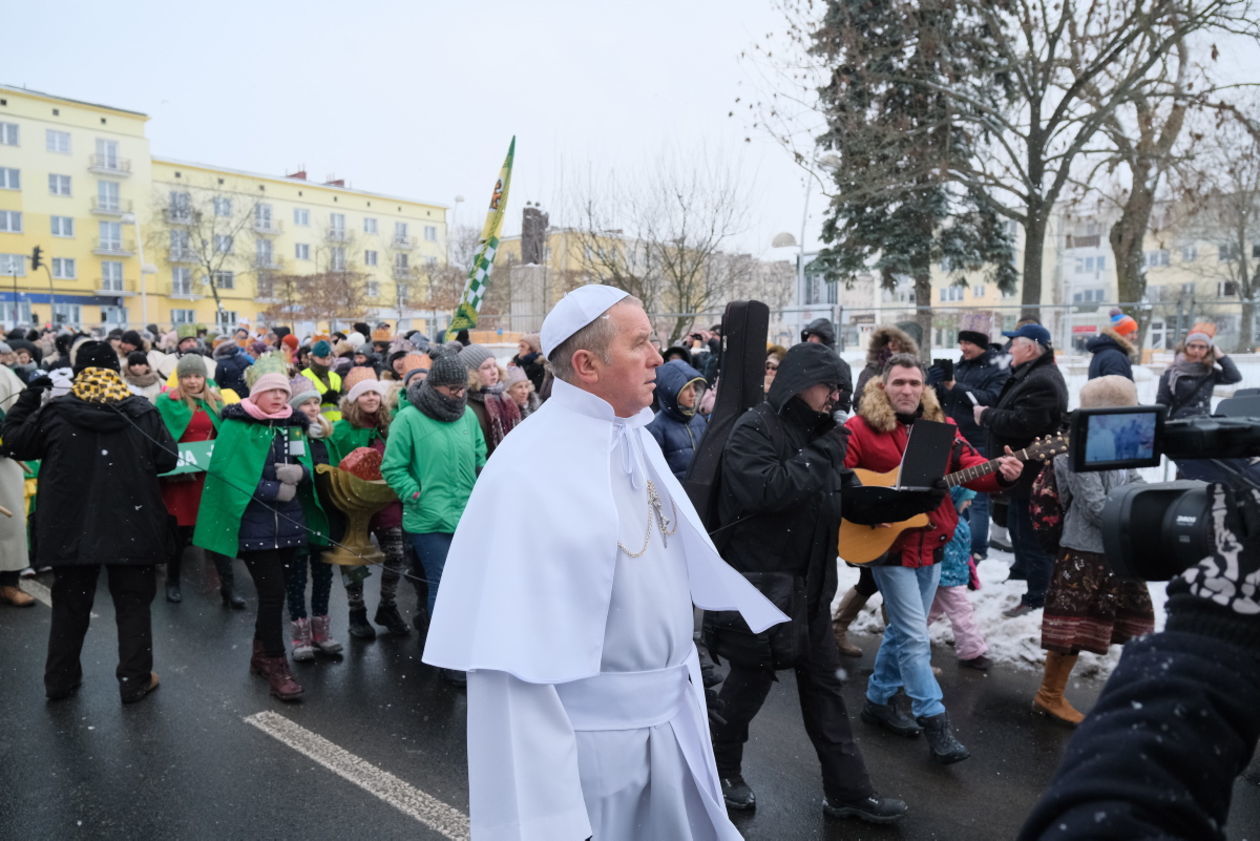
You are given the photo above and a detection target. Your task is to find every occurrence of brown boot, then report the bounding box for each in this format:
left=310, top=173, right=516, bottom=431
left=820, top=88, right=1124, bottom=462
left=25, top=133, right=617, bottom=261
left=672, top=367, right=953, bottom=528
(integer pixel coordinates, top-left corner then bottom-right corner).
left=1033, top=651, right=1084, bottom=725
left=832, top=587, right=870, bottom=657
left=254, top=654, right=304, bottom=702
left=0, top=584, right=36, bottom=607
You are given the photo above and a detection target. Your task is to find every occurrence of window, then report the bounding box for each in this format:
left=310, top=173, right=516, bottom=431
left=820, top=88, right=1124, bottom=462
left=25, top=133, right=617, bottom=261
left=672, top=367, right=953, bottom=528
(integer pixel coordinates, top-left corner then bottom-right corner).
left=213, top=196, right=233, bottom=217
left=1072, top=288, right=1105, bottom=304
left=98, top=180, right=120, bottom=211
left=212, top=270, right=235, bottom=290
left=365, top=280, right=380, bottom=298
left=52, top=303, right=81, bottom=325
left=99, top=220, right=122, bottom=250
left=330, top=246, right=346, bottom=271
left=169, top=190, right=192, bottom=219
left=0, top=168, right=19, bottom=190
left=217, top=311, right=238, bottom=332
left=1180, top=245, right=1198, bottom=263
left=171, top=268, right=194, bottom=295
left=293, top=208, right=310, bottom=226
left=0, top=211, right=21, bottom=233
left=0, top=122, right=16, bottom=145
left=424, top=225, right=437, bottom=242
left=256, top=239, right=274, bottom=266
left=101, top=305, right=127, bottom=326
left=49, top=174, right=71, bottom=196
left=46, top=129, right=70, bottom=153
left=257, top=272, right=275, bottom=298
left=0, top=253, right=27, bottom=276
left=295, top=243, right=310, bottom=260
left=424, top=256, right=438, bottom=267
left=394, top=252, right=409, bottom=270
left=364, top=249, right=378, bottom=266
left=51, top=216, right=74, bottom=237
left=255, top=203, right=273, bottom=229
left=95, top=138, right=119, bottom=168
left=329, top=213, right=346, bottom=239
left=171, top=307, right=196, bottom=324
left=394, top=221, right=409, bottom=241
left=52, top=257, right=76, bottom=279
left=101, top=261, right=123, bottom=290
left=939, top=286, right=964, bottom=302
left=972, top=283, right=987, bottom=298
left=1219, top=281, right=1239, bottom=297
left=170, top=229, right=191, bottom=254
left=213, top=234, right=233, bottom=254
left=1144, top=249, right=1170, bottom=268
left=363, top=217, right=378, bottom=234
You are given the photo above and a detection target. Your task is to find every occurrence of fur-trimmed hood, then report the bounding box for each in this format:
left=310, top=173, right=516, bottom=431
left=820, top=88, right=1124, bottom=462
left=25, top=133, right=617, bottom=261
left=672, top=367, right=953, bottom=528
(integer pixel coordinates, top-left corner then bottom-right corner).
left=855, top=373, right=946, bottom=433
left=864, top=325, right=920, bottom=367
left=1086, top=327, right=1137, bottom=360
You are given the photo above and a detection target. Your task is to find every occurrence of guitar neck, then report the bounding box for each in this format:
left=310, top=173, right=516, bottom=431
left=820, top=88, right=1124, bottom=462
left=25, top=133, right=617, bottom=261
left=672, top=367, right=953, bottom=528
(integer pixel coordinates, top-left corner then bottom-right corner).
left=944, top=444, right=1037, bottom=487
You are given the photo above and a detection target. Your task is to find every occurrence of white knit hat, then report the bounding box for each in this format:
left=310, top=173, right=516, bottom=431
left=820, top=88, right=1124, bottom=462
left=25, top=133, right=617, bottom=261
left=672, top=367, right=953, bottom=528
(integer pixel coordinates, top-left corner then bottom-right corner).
left=345, top=377, right=388, bottom=404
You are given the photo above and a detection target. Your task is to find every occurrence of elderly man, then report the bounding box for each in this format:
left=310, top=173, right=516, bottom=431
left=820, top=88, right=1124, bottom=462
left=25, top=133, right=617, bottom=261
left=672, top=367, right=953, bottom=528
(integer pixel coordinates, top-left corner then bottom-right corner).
left=423, top=285, right=785, bottom=841
left=846, top=354, right=1022, bottom=763
left=973, top=323, right=1068, bottom=616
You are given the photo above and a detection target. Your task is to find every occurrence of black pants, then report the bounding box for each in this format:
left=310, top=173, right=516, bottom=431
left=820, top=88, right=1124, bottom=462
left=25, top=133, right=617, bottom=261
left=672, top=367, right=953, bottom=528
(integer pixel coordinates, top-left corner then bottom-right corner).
left=712, top=611, right=874, bottom=803
left=854, top=566, right=878, bottom=598
left=240, top=548, right=295, bottom=657
left=45, top=564, right=156, bottom=697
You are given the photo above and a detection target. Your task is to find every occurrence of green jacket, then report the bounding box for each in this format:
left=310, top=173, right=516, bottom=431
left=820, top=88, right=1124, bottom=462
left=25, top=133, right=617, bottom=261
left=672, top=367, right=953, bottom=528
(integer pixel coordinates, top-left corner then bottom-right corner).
left=193, top=412, right=329, bottom=557
left=381, top=404, right=486, bottom=534
left=327, top=420, right=383, bottom=466
left=154, top=391, right=222, bottom=442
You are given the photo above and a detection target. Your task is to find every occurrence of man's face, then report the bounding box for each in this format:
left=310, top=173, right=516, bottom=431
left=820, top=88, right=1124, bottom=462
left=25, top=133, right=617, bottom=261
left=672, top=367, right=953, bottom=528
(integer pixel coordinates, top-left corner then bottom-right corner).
left=959, top=340, right=984, bottom=361
left=805, top=333, right=823, bottom=345
left=590, top=303, right=663, bottom=418
left=311, top=354, right=332, bottom=368
left=177, top=338, right=198, bottom=354
left=882, top=365, right=925, bottom=415
left=798, top=382, right=839, bottom=413
left=1009, top=337, right=1037, bottom=367
left=128, top=362, right=150, bottom=377
left=119, top=341, right=137, bottom=353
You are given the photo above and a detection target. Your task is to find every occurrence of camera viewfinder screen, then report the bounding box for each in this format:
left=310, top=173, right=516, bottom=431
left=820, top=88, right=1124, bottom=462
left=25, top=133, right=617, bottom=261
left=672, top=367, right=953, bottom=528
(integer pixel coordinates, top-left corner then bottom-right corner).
left=1082, top=410, right=1159, bottom=467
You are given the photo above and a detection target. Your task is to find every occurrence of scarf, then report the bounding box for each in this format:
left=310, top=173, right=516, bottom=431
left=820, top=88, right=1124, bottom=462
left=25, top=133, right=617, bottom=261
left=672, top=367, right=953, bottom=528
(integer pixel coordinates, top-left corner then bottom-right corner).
left=1167, top=354, right=1212, bottom=394
left=239, top=397, right=294, bottom=421
left=125, top=369, right=160, bottom=388
left=71, top=367, right=131, bottom=403
left=410, top=380, right=467, bottom=422
left=480, top=389, right=521, bottom=449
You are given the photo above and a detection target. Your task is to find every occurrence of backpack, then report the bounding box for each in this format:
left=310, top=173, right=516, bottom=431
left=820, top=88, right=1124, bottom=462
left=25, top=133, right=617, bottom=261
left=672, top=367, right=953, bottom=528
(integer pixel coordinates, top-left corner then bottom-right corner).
left=1028, top=460, right=1064, bottom=552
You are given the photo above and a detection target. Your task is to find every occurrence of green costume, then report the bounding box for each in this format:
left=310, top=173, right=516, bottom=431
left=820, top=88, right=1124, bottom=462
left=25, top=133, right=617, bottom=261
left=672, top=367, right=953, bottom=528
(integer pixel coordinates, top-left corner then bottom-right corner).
left=193, top=417, right=329, bottom=557
left=327, top=420, right=384, bottom=466
left=154, top=392, right=223, bottom=441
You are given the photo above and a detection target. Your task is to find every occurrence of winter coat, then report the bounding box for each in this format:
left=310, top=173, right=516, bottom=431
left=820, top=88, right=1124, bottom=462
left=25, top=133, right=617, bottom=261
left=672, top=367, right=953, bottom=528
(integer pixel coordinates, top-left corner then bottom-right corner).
left=381, top=395, right=486, bottom=535
left=510, top=351, right=546, bottom=393
left=1156, top=354, right=1243, bottom=419
left=0, top=384, right=178, bottom=567
left=0, top=366, right=31, bottom=572
left=1086, top=329, right=1136, bottom=380
left=940, top=487, right=977, bottom=587
left=327, top=419, right=402, bottom=531
left=467, top=387, right=520, bottom=457
left=980, top=350, right=1069, bottom=497
left=193, top=403, right=327, bottom=556
left=933, top=348, right=1010, bottom=452
left=646, top=359, right=709, bottom=480
left=1051, top=453, right=1143, bottom=554
left=798, top=318, right=855, bottom=413
left=844, top=375, right=1003, bottom=567
left=212, top=343, right=252, bottom=397
left=853, top=325, right=920, bottom=413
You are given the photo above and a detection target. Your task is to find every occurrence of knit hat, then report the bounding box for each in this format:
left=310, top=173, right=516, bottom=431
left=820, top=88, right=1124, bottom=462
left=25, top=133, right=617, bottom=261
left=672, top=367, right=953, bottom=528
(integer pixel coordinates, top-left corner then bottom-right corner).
left=71, top=340, right=120, bottom=375
left=458, top=343, right=495, bottom=372
left=0, top=341, right=11, bottom=355
left=289, top=375, right=320, bottom=408
left=1185, top=322, right=1216, bottom=346
left=1108, top=308, right=1138, bottom=336
left=1079, top=375, right=1138, bottom=409
left=428, top=354, right=468, bottom=388
left=126, top=351, right=149, bottom=367
left=345, top=376, right=388, bottom=404
left=403, top=367, right=428, bottom=386
left=250, top=372, right=291, bottom=397
left=505, top=366, right=529, bottom=386
left=281, top=334, right=299, bottom=352
left=176, top=354, right=208, bottom=378
left=120, top=329, right=144, bottom=348
left=346, top=331, right=367, bottom=349
left=311, top=339, right=333, bottom=358
left=521, top=333, right=542, bottom=355
left=958, top=330, right=989, bottom=347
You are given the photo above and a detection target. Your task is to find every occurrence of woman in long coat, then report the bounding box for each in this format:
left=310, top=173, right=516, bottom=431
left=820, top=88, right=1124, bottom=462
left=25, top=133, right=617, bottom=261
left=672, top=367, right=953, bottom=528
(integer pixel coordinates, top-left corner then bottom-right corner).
left=0, top=364, right=34, bottom=607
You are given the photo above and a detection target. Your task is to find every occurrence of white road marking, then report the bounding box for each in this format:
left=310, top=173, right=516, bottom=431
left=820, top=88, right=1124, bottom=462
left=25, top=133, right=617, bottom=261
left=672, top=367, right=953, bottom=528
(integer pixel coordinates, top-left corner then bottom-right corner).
left=21, top=578, right=98, bottom=617
left=244, top=710, right=470, bottom=840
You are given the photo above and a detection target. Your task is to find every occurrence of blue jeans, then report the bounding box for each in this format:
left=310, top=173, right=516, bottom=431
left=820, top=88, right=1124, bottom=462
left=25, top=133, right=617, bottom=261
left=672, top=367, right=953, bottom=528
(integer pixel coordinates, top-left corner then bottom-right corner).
left=969, top=492, right=990, bottom=559
left=1007, top=498, right=1054, bottom=608
left=866, top=564, right=945, bottom=719
left=407, top=532, right=452, bottom=616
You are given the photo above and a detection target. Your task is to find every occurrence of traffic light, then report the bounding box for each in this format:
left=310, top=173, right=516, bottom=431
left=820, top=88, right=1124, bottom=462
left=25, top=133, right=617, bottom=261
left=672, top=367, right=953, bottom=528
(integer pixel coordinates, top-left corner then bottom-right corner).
left=30, top=246, right=43, bottom=271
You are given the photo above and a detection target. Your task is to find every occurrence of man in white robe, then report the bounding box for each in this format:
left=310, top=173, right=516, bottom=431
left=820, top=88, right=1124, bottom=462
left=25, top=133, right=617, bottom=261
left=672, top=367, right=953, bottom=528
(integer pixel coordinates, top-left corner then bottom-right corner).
left=423, top=286, right=786, bottom=840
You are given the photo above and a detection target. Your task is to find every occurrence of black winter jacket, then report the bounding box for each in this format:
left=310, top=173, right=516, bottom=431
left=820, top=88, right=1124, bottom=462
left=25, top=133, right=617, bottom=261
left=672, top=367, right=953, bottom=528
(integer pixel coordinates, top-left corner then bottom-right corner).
left=1, top=387, right=178, bottom=566
left=646, top=359, right=708, bottom=480
left=219, top=403, right=311, bottom=553
left=1086, top=331, right=1135, bottom=380
left=510, top=351, right=546, bottom=393
left=1156, top=355, right=1243, bottom=419
left=933, top=349, right=1010, bottom=452
left=212, top=345, right=252, bottom=396
left=981, top=351, right=1068, bottom=497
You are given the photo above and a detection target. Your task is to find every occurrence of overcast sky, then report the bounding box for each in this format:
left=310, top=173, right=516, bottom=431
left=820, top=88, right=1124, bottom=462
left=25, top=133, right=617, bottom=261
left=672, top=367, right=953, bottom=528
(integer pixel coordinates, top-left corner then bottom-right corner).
left=5, top=1, right=1257, bottom=263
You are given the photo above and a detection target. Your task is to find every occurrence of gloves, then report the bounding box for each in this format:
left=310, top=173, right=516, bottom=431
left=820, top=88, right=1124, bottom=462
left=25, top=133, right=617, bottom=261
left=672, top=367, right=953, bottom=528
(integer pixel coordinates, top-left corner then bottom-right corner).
left=274, top=482, right=297, bottom=503
left=274, top=463, right=303, bottom=485
left=1169, top=483, right=1260, bottom=618
left=24, top=375, right=53, bottom=393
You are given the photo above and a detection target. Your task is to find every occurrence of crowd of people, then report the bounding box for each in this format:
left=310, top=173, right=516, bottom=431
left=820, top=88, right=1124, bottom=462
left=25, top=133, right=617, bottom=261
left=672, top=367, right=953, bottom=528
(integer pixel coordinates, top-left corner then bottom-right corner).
left=0, top=301, right=1255, bottom=841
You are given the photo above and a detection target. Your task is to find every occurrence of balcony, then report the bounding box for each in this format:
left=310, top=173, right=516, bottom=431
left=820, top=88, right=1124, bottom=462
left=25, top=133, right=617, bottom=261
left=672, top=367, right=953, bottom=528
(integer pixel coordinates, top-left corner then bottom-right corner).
left=253, top=255, right=281, bottom=270
left=88, top=155, right=132, bottom=176
left=391, top=235, right=416, bottom=249
left=90, top=197, right=133, bottom=216
left=391, top=266, right=413, bottom=281
left=253, top=218, right=284, bottom=236
left=168, top=248, right=198, bottom=264
left=164, top=207, right=199, bottom=225
left=326, top=228, right=350, bottom=243
left=93, top=238, right=134, bottom=257
left=169, top=281, right=200, bottom=300
left=95, top=279, right=135, bottom=297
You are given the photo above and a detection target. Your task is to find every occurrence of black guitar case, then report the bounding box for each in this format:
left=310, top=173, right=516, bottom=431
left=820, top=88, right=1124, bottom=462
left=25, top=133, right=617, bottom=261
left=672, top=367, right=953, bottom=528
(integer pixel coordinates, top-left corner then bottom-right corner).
left=683, top=300, right=770, bottom=534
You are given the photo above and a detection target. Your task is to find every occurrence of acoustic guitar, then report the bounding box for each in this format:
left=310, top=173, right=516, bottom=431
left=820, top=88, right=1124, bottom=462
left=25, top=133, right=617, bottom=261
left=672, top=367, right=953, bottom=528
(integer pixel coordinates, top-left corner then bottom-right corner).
left=837, top=434, right=1070, bottom=565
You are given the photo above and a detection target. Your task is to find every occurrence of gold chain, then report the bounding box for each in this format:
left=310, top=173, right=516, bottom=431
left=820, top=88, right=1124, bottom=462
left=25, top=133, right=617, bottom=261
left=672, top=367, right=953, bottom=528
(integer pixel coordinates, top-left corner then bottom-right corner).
left=617, top=480, right=679, bottom=558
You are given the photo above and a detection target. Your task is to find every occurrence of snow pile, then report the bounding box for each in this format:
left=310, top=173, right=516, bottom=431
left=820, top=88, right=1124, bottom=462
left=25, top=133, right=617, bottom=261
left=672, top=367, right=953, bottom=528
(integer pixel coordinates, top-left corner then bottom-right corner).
left=832, top=553, right=1168, bottom=680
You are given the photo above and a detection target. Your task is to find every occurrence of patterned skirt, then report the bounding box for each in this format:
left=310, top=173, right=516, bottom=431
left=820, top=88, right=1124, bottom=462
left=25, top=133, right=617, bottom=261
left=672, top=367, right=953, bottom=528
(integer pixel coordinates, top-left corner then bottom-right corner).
left=1041, top=547, right=1155, bottom=655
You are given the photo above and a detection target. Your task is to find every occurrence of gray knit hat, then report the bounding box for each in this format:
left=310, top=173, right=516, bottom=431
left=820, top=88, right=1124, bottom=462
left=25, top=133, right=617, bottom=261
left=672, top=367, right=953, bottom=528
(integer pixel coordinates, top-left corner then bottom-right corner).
left=176, top=353, right=207, bottom=378
left=428, top=354, right=468, bottom=388
left=458, top=343, right=495, bottom=371
left=289, top=374, right=320, bottom=409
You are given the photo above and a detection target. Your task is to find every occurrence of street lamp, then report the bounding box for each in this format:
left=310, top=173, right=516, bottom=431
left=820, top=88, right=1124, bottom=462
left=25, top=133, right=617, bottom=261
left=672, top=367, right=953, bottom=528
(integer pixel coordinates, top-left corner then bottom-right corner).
left=447, top=195, right=465, bottom=266
left=122, top=212, right=158, bottom=326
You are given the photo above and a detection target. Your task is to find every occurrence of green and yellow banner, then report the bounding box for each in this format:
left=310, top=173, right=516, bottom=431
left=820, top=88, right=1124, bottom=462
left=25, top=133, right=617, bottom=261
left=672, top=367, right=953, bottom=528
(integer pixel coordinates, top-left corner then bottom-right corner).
left=445, top=136, right=515, bottom=340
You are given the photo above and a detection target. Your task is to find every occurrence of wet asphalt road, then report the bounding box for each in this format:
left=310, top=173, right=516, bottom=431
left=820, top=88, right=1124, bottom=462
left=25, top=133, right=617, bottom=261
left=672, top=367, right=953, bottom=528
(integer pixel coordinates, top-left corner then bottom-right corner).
left=1, top=555, right=1257, bottom=841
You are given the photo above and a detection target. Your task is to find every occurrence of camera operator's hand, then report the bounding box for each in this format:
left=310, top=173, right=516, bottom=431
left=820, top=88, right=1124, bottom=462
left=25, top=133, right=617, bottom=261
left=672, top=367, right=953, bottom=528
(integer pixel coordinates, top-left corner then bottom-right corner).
left=1169, top=483, right=1260, bottom=617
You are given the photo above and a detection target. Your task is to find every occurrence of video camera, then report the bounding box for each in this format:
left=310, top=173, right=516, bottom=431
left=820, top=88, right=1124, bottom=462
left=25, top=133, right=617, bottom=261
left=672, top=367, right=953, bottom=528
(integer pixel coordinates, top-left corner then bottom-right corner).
left=1070, top=405, right=1260, bottom=580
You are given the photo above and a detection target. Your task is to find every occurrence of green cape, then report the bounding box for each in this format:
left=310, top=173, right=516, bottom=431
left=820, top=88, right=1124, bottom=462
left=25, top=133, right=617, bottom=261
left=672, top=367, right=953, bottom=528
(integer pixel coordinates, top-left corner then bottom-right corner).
left=192, top=416, right=329, bottom=557
left=155, top=392, right=223, bottom=442
left=327, top=421, right=383, bottom=466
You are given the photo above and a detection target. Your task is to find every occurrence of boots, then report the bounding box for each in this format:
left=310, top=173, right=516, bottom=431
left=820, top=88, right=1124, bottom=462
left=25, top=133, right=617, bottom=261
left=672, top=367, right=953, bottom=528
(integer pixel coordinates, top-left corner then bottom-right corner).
left=0, top=584, right=35, bottom=607
left=291, top=618, right=315, bottom=662
left=348, top=607, right=376, bottom=640
left=1033, top=651, right=1085, bottom=725
left=310, top=615, right=343, bottom=655
left=165, top=554, right=182, bottom=603
left=832, top=587, right=870, bottom=657
left=916, top=712, right=970, bottom=764
left=374, top=602, right=410, bottom=636
left=250, top=642, right=304, bottom=701
left=213, top=554, right=246, bottom=610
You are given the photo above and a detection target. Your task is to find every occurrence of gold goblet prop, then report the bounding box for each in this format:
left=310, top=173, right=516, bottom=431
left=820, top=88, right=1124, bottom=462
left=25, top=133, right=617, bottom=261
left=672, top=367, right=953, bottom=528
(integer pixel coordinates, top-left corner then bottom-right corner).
left=315, top=463, right=398, bottom=566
